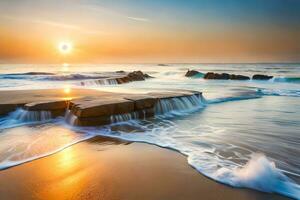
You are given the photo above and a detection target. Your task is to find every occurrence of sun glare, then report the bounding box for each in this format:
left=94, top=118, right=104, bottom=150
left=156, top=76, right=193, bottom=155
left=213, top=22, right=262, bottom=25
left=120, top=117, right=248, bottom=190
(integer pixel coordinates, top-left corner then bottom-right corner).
left=58, top=42, right=72, bottom=54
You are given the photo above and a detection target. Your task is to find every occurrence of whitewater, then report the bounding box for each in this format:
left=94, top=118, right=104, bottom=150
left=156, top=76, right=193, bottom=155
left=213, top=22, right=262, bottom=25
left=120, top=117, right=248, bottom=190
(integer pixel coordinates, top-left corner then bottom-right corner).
left=0, top=63, right=299, bottom=199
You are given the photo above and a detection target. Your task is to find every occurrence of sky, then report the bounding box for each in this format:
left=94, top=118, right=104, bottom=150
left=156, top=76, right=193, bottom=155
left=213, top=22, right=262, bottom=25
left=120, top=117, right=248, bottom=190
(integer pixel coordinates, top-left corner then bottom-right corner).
left=0, top=0, right=300, bottom=63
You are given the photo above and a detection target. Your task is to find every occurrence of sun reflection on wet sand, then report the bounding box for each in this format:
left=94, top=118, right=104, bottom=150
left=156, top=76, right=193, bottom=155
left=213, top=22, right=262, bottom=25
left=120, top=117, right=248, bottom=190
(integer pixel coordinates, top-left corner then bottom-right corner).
left=35, top=145, right=90, bottom=199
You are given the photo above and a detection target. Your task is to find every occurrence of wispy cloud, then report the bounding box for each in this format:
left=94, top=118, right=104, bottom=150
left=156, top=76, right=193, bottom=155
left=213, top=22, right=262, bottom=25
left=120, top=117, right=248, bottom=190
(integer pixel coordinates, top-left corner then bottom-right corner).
left=83, top=4, right=151, bottom=23
left=127, top=16, right=150, bottom=22
left=1, top=15, right=106, bottom=35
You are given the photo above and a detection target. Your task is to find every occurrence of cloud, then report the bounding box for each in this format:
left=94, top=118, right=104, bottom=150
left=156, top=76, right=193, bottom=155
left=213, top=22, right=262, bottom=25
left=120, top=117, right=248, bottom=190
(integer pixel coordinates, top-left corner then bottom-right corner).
left=83, top=4, right=151, bottom=23
left=127, top=16, right=150, bottom=22
left=1, top=15, right=106, bottom=35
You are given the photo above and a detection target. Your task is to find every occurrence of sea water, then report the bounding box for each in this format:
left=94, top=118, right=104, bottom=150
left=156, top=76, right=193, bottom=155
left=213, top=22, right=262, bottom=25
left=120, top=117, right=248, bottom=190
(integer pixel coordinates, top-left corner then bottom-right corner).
left=0, top=63, right=299, bottom=199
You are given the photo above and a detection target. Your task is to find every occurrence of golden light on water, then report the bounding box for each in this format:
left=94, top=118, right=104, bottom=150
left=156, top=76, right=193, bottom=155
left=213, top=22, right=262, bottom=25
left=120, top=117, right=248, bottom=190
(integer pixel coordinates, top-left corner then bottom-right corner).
left=62, top=63, right=70, bottom=72
left=58, top=42, right=73, bottom=54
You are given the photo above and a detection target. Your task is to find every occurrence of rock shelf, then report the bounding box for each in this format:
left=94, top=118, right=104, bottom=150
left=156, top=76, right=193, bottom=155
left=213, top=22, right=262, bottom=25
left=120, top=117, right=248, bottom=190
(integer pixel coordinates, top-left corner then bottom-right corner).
left=0, top=89, right=202, bottom=126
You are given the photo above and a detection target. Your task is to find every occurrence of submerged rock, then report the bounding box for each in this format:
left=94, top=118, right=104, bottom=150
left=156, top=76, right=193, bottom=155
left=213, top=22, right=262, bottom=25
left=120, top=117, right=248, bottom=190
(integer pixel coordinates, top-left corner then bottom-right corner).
left=252, top=74, right=273, bottom=80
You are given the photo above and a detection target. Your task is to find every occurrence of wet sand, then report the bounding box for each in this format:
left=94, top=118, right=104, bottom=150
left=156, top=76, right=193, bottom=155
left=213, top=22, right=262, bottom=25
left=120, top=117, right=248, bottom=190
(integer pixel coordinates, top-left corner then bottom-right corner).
left=0, top=136, right=290, bottom=200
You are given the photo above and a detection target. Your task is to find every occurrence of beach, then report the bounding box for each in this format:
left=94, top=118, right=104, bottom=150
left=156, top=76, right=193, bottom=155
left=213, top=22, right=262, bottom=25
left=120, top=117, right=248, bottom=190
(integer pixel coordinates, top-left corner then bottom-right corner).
left=0, top=64, right=299, bottom=199
left=0, top=136, right=289, bottom=200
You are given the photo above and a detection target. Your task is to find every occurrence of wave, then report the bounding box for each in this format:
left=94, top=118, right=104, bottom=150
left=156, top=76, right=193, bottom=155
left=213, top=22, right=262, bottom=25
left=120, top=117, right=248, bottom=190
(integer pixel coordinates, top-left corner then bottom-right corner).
left=191, top=72, right=205, bottom=78
left=257, top=88, right=300, bottom=97
left=0, top=73, right=109, bottom=81
left=273, top=77, right=300, bottom=83
left=43, top=74, right=110, bottom=81
left=3, top=72, right=56, bottom=76
left=0, top=88, right=299, bottom=198
left=209, top=154, right=300, bottom=199
left=0, top=134, right=93, bottom=170
left=91, top=125, right=300, bottom=199
left=204, top=91, right=261, bottom=104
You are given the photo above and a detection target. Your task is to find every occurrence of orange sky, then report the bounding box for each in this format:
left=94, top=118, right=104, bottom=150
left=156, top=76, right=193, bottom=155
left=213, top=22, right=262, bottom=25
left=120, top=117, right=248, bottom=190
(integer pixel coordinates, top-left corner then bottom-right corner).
left=0, top=0, right=300, bottom=63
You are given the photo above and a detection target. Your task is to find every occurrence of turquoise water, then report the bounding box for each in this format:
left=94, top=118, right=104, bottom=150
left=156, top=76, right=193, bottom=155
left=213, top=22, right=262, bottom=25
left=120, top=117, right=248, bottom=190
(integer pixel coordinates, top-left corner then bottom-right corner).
left=0, top=63, right=299, bottom=199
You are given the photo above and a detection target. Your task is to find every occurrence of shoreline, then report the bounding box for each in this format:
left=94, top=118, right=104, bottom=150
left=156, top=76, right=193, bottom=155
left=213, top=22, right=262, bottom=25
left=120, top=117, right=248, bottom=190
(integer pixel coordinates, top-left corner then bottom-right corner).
left=0, top=136, right=290, bottom=200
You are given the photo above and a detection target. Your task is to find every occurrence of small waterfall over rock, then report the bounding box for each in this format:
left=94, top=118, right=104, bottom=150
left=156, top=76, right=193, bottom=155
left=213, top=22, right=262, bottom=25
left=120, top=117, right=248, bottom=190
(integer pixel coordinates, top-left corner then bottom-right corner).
left=110, top=112, right=140, bottom=123
left=80, top=78, right=118, bottom=86
left=154, top=94, right=204, bottom=115
left=9, top=108, right=52, bottom=122
left=64, top=109, right=78, bottom=125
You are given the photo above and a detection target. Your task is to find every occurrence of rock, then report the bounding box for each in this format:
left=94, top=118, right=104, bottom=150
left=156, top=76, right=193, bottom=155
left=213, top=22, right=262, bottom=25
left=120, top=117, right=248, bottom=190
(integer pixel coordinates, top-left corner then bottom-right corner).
left=157, top=64, right=168, bottom=66
left=71, top=98, right=135, bottom=118
left=73, top=115, right=111, bottom=126
left=230, top=74, right=250, bottom=80
left=252, top=74, right=273, bottom=80
left=125, top=95, right=157, bottom=110
left=185, top=70, right=201, bottom=77
left=204, top=72, right=230, bottom=79
left=115, top=70, right=125, bottom=73
left=127, top=71, right=146, bottom=81
left=111, top=124, right=145, bottom=133
left=25, top=100, right=68, bottom=111
left=143, top=73, right=153, bottom=78
left=148, top=91, right=201, bottom=99
left=116, top=76, right=131, bottom=84
left=0, top=104, right=20, bottom=116
left=204, top=72, right=250, bottom=80
left=80, top=71, right=153, bottom=86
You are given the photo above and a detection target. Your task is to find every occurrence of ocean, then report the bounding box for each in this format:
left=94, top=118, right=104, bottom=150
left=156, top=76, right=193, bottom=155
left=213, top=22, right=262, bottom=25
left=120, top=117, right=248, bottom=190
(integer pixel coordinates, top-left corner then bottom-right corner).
left=0, top=63, right=299, bottom=199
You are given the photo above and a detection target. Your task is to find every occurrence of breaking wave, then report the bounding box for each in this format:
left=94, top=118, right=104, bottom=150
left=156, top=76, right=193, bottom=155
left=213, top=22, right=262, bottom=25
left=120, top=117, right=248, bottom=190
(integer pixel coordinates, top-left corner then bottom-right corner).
left=0, top=72, right=109, bottom=81
left=257, top=88, right=300, bottom=97
left=273, top=77, right=300, bottom=83
left=210, top=154, right=300, bottom=199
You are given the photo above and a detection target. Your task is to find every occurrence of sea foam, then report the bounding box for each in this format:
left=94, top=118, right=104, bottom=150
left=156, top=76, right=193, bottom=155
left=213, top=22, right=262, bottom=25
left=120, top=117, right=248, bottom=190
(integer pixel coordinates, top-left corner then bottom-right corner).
left=212, top=154, right=300, bottom=199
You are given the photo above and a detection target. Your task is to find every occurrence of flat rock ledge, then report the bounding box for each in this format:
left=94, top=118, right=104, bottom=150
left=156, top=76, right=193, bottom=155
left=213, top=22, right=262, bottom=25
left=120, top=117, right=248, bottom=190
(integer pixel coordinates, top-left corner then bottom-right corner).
left=68, top=91, right=201, bottom=126
left=0, top=89, right=202, bottom=126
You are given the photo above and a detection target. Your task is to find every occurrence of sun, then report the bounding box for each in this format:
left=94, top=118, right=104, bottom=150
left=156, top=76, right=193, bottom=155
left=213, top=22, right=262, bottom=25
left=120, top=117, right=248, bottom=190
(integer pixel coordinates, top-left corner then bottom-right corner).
left=58, top=42, right=72, bottom=54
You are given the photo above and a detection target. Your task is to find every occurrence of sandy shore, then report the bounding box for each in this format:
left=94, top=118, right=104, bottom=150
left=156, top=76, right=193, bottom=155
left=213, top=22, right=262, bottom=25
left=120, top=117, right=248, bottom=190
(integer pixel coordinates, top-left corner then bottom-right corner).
left=0, top=136, right=290, bottom=200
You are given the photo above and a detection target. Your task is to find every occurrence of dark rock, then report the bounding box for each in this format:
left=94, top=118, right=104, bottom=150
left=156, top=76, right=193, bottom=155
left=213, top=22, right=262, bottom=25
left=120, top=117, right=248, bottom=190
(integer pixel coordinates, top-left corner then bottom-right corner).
left=252, top=74, right=273, bottom=80
left=204, top=72, right=230, bottom=79
left=143, top=73, right=153, bottom=78
left=0, top=104, right=20, bottom=116
left=204, top=72, right=250, bottom=80
left=127, top=71, right=152, bottom=81
left=127, top=71, right=145, bottom=81
left=25, top=100, right=67, bottom=111
left=115, top=70, right=125, bottom=73
left=230, top=74, right=250, bottom=80
left=185, top=70, right=200, bottom=77
left=125, top=95, right=157, bottom=110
